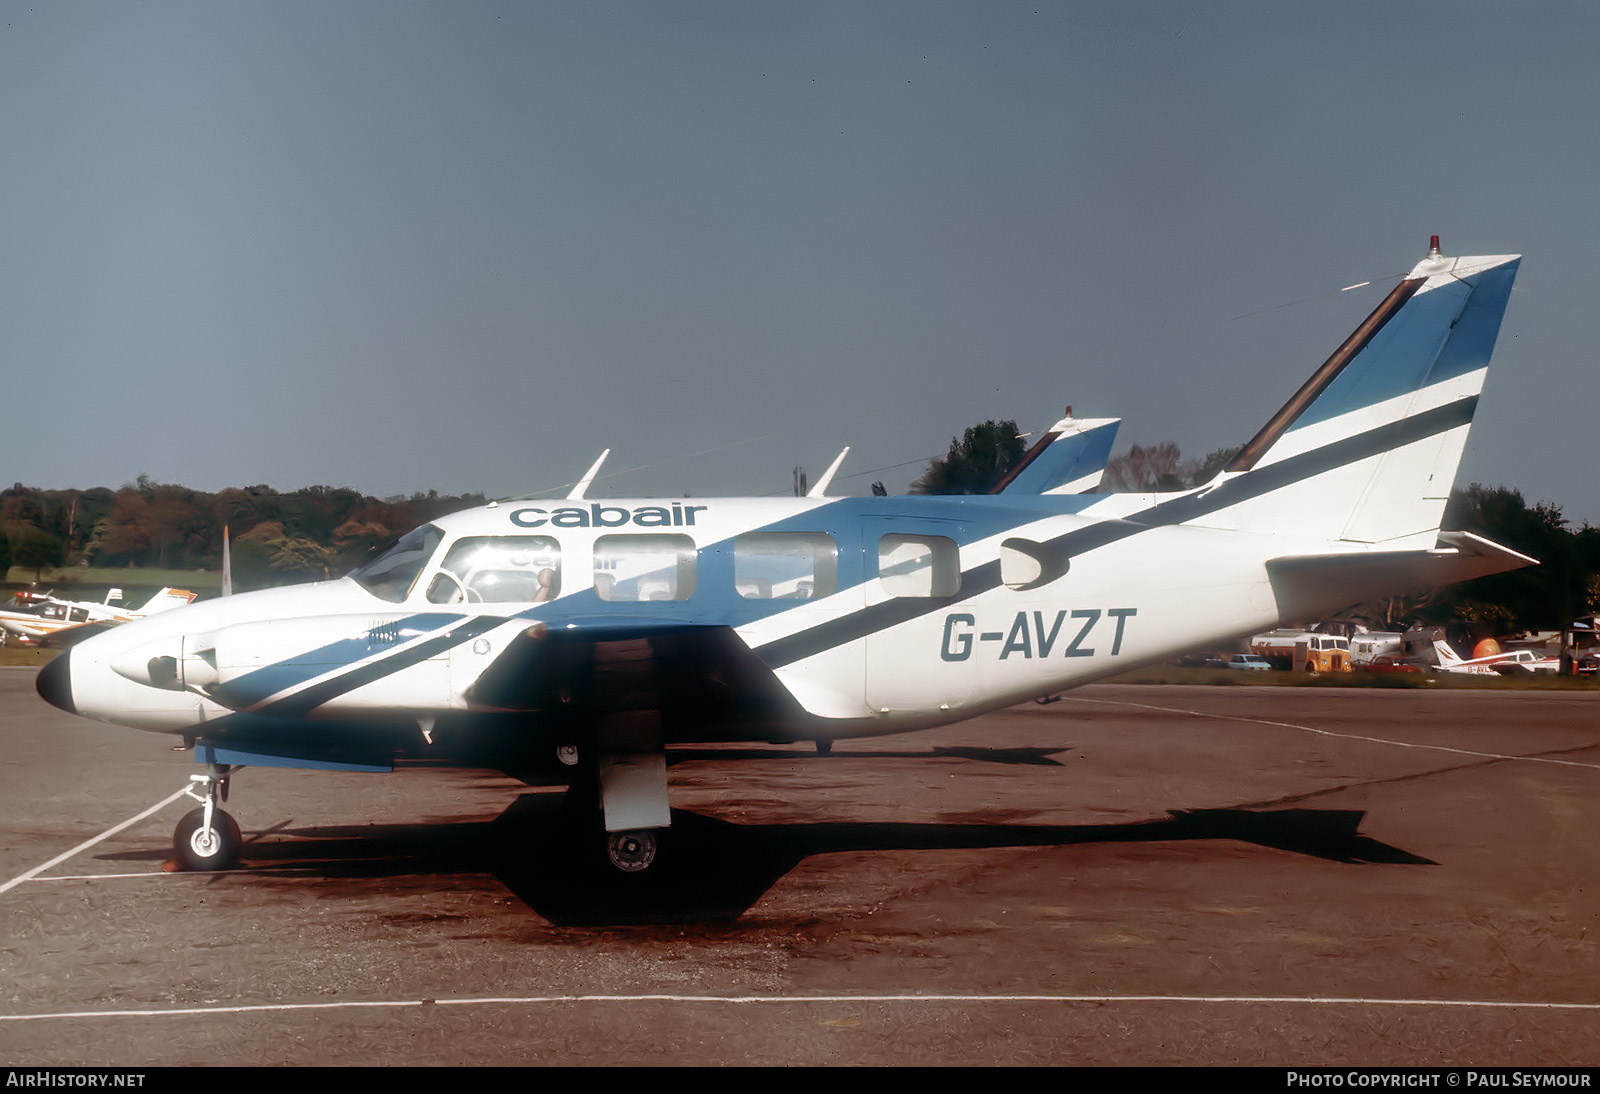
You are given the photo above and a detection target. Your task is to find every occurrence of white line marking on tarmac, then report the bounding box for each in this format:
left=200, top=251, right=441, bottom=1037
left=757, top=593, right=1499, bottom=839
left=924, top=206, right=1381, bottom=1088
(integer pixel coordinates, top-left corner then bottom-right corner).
left=1, top=993, right=1596, bottom=1022
left=1063, top=695, right=1600, bottom=770
left=0, top=785, right=191, bottom=897
left=29, top=871, right=177, bottom=882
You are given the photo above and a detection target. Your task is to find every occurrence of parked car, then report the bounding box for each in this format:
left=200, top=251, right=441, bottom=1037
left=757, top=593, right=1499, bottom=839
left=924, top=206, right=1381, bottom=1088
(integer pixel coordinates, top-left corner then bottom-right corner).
left=1226, top=654, right=1273, bottom=672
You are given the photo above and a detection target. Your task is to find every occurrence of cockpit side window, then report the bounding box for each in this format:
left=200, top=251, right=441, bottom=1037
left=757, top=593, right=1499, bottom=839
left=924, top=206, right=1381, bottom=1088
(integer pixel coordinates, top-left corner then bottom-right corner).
left=349, top=524, right=444, bottom=603
left=425, top=536, right=562, bottom=605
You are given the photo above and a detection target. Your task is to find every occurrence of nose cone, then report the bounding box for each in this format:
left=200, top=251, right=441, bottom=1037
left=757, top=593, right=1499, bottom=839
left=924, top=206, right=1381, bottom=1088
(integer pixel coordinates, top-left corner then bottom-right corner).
left=36, top=650, right=75, bottom=714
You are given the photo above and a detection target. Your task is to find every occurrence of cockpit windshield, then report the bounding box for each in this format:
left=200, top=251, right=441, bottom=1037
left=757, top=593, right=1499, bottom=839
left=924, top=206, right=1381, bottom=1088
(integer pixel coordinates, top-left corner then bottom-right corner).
left=348, top=524, right=444, bottom=603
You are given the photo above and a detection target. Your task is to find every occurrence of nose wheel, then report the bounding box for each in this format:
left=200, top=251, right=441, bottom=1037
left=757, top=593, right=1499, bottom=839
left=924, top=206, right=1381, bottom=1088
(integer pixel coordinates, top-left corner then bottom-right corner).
left=174, top=807, right=241, bottom=871
left=173, top=764, right=243, bottom=871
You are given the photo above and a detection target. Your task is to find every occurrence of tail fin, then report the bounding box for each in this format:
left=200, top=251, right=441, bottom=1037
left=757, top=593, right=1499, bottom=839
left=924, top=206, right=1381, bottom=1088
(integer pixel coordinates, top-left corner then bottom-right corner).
left=994, top=412, right=1121, bottom=495
left=1432, top=638, right=1465, bottom=668
left=1196, top=242, right=1520, bottom=546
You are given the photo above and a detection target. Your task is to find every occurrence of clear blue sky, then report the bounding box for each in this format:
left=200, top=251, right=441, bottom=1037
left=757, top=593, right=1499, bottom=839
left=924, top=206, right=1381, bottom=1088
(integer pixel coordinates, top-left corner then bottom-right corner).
left=2, top=2, right=1594, bottom=523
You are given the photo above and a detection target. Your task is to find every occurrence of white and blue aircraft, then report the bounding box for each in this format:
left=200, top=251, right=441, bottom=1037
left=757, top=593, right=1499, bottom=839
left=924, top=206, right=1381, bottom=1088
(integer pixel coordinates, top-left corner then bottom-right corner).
left=37, top=241, right=1532, bottom=875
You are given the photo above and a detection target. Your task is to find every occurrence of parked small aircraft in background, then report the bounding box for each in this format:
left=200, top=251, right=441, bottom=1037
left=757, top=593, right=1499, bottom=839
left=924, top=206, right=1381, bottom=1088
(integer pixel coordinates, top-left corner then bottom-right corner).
left=1432, top=639, right=1560, bottom=676
left=0, top=587, right=197, bottom=647
left=38, top=240, right=1532, bottom=877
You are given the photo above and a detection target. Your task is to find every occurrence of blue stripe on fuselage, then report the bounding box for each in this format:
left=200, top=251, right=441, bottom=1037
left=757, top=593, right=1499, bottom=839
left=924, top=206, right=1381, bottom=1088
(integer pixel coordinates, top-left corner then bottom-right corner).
left=211, top=612, right=464, bottom=710
left=209, top=496, right=1103, bottom=711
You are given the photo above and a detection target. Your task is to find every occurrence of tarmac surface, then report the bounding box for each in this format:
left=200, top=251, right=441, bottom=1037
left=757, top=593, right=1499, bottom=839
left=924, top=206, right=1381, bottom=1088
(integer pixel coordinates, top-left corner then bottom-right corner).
left=1, top=665, right=1597, bottom=1066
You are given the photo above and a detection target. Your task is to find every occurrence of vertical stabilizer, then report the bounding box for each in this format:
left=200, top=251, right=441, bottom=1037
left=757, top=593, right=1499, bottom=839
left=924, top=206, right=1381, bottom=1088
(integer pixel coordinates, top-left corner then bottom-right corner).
left=1194, top=244, right=1520, bottom=546
left=994, top=413, right=1122, bottom=495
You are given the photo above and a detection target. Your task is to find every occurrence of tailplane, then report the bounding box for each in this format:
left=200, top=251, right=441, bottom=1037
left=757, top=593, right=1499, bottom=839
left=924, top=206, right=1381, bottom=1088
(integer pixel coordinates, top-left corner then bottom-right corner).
left=1193, top=240, right=1520, bottom=548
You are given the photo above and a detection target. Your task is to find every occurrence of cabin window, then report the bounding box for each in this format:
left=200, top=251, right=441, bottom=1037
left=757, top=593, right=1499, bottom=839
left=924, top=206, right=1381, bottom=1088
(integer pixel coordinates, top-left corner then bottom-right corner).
left=425, top=536, right=561, bottom=604
left=349, top=524, right=445, bottom=603
left=877, top=534, right=959, bottom=598
left=593, top=534, right=697, bottom=602
left=733, top=532, right=838, bottom=600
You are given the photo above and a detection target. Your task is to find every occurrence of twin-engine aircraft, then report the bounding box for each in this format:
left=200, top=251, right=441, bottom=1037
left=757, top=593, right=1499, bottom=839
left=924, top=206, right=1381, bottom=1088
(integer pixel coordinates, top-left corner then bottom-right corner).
left=38, top=241, right=1532, bottom=876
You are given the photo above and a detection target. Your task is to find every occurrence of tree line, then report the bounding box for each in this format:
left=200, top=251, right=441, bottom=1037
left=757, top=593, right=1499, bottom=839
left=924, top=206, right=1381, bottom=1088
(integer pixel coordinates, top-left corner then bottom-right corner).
left=0, top=478, right=484, bottom=587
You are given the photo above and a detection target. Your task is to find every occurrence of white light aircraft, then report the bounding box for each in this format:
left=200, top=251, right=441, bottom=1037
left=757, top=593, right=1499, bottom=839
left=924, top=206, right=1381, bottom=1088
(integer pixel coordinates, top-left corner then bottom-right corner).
left=1431, top=639, right=1560, bottom=676
left=0, top=586, right=197, bottom=647
left=38, top=240, right=1533, bottom=876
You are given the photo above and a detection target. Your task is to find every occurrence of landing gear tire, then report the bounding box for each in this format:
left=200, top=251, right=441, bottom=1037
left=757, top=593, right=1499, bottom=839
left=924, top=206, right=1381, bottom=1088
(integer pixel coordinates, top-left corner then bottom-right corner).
left=606, top=829, right=658, bottom=874
left=815, top=738, right=833, bottom=755
left=173, top=807, right=242, bottom=871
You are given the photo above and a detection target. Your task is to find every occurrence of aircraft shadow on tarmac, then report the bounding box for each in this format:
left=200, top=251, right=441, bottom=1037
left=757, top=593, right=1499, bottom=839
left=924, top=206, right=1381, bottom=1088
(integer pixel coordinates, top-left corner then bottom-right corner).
left=668, top=745, right=1072, bottom=767
left=97, top=789, right=1436, bottom=928
left=493, top=799, right=1435, bottom=926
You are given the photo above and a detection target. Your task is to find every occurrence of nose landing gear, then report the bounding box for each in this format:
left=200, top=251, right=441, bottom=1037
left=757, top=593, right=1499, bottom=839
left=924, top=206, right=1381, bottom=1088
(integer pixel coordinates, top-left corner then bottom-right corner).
left=173, top=764, right=242, bottom=871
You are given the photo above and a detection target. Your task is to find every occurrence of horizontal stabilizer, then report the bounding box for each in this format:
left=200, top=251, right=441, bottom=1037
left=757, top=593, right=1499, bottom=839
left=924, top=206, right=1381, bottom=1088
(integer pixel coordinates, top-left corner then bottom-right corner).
left=1265, top=532, right=1536, bottom=622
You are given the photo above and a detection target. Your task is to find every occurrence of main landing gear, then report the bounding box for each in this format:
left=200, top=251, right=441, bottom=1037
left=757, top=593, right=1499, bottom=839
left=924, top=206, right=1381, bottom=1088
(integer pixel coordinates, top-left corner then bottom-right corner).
left=173, top=763, right=242, bottom=871
left=606, top=829, right=658, bottom=873
left=558, top=743, right=669, bottom=877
